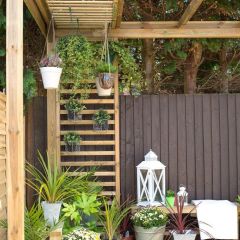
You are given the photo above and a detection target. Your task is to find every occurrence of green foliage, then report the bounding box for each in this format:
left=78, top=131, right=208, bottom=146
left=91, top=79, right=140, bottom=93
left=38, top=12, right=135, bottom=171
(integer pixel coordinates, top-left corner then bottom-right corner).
left=236, top=195, right=240, bottom=204
left=63, top=227, right=100, bottom=240
left=93, top=109, right=111, bottom=126
left=64, top=132, right=81, bottom=144
left=131, top=207, right=168, bottom=229
left=162, top=62, right=177, bottom=74
left=97, top=61, right=117, bottom=73
left=56, top=36, right=96, bottom=89
left=62, top=193, right=102, bottom=233
left=26, top=151, right=96, bottom=203
left=166, top=189, right=175, bottom=197
left=65, top=97, right=86, bottom=113
left=98, top=198, right=132, bottom=240
left=0, top=205, right=56, bottom=240
left=110, top=41, right=143, bottom=92
left=23, top=69, right=37, bottom=105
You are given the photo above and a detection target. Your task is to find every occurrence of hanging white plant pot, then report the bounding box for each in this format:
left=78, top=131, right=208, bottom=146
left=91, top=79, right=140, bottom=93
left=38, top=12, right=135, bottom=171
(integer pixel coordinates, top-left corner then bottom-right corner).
left=40, top=67, right=62, bottom=89
left=96, top=77, right=112, bottom=96
left=41, top=201, right=62, bottom=226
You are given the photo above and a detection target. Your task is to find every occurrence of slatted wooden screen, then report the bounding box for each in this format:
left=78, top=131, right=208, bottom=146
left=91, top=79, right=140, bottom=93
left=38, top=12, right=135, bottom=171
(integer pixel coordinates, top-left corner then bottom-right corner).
left=0, top=92, right=6, bottom=239
left=57, top=78, right=120, bottom=199
left=120, top=94, right=240, bottom=202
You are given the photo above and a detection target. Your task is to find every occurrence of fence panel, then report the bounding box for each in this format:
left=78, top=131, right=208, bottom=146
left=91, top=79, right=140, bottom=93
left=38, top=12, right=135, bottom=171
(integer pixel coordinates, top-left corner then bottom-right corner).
left=120, top=94, right=240, bottom=202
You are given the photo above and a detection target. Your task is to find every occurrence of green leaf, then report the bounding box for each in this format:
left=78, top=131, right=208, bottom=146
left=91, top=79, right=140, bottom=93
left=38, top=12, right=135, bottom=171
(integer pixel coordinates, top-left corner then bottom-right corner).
left=0, top=49, right=5, bottom=57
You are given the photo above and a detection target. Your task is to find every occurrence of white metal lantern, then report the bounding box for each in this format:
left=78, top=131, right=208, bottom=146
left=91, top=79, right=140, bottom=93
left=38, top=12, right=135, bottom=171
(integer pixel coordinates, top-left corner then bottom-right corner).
left=177, top=185, right=188, bottom=206
left=137, top=149, right=166, bottom=206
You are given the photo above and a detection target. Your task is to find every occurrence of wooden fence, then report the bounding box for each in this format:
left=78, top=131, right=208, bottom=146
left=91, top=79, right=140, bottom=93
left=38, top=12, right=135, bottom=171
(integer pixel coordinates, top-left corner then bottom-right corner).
left=0, top=92, right=6, bottom=239
left=120, top=94, right=240, bottom=202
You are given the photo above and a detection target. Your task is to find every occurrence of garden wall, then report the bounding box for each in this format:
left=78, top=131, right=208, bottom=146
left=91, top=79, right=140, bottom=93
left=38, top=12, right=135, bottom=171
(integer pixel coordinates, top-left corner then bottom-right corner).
left=120, top=94, right=240, bottom=202
left=0, top=92, right=7, bottom=239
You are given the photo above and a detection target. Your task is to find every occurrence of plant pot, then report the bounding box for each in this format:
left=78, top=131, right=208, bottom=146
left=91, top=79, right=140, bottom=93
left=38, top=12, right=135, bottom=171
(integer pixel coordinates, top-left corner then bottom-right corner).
left=98, top=73, right=114, bottom=89
left=172, top=231, right=197, bottom=240
left=93, top=122, right=109, bottom=131
left=40, top=67, right=62, bottom=89
left=166, top=196, right=175, bottom=207
left=67, top=110, right=82, bottom=120
left=65, top=143, right=80, bottom=152
left=96, top=77, right=112, bottom=96
left=41, top=201, right=62, bottom=226
left=134, top=225, right=165, bottom=240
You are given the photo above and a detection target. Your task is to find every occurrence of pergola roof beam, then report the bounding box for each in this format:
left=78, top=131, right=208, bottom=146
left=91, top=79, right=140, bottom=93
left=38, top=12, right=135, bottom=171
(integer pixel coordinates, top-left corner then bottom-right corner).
left=178, top=0, right=204, bottom=28
left=34, top=0, right=51, bottom=25
left=24, top=0, right=47, bottom=36
left=113, top=0, right=124, bottom=28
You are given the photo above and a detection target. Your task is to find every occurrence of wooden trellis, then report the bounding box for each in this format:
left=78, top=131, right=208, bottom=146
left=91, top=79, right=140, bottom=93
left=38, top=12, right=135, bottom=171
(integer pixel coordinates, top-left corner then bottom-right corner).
left=56, top=77, right=120, bottom=200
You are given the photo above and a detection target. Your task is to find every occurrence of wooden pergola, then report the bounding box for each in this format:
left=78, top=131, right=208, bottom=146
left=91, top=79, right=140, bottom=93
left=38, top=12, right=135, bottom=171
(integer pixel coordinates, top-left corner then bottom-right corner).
left=6, top=0, right=240, bottom=239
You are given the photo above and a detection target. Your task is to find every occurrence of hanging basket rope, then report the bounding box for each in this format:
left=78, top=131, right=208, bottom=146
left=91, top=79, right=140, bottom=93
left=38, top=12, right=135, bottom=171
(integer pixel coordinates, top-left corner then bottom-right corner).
left=98, top=22, right=114, bottom=90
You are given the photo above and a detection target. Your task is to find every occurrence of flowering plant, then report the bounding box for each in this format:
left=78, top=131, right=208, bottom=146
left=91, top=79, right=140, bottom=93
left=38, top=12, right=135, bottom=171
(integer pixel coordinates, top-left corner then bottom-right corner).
left=63, top=227, right=100, bottom=240
left=40, top=54, right=62, bottom=67
left=131, top=207, right=168, bottom=229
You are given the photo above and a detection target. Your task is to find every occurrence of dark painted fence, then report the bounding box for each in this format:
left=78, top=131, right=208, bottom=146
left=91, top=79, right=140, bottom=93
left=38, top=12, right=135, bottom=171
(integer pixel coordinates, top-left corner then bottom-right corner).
left=120, top=94, right=240, bottom=202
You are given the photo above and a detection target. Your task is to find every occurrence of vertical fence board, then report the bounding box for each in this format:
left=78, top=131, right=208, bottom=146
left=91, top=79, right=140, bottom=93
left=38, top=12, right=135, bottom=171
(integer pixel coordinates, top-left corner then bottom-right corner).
left=194, top=95, right=204, bottom=199
left=219, top=95, right=229, bottom=199
left=185, top=95, right=195, bottom=200
left=236, top=95, right=240, bottom=194
left=211, top=95, right=221, bottom=199
left=203, top=95, right=212, bottom=199
left=143, top=96, right=152, bottom=152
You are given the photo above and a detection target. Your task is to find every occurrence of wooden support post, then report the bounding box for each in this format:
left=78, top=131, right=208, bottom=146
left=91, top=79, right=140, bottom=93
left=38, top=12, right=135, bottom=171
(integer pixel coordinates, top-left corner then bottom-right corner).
left=47, top=40, right=58, bottom=165
left=6, top=0, right=24, bottom=239
left=114, top=71, right=120, bottom=202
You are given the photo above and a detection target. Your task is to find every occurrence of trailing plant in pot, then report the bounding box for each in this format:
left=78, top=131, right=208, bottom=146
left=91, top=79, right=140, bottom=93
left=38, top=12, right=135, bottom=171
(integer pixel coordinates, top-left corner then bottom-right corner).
left=40, top=54, right=62, bottom=89
left=96, top=61, right=117, bottom=96
left=65, top=97, right=86, bottom=120
left=93, top=109, right=111, bottom=131
left=166, top=189, right=175, bottom=207
left=99, top=198, right=132, bottom=240
left=64, top=132, right=81, bottom=152
left=26, top=152, right=95, bottom=226
left=132, top=207, right=168, bottom=240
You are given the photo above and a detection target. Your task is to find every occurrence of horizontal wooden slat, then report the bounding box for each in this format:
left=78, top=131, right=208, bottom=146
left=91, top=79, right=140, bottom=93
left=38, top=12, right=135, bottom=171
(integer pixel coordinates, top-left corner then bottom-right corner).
left=97, top=182, right=116, bottom=187
left=61, top=161, right=115, bottom=166
left=61, top=151, right=115, bottom=156
left=60, top=89, right=114, bottom=94
left=61, top=140, right=115, bottom=145
left=60, top=99, right=114, bottom=104
left=61, top=120, right=115, bottom=125
left=100, top=191, right=116, bottom=196
left=68, top=171, right=116, bottom=177
left=61, top=130, right=115, bottom=135
left=60, top=109, right=114, bottom=115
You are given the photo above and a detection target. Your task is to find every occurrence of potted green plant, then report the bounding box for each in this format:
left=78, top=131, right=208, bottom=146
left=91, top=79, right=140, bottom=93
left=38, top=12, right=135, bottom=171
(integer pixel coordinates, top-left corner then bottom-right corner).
left=40, top=54, right=62, bottom=89
left=99, top=198, right=132, bottom=240
left=166, top=189, right=175, bottom=207
left=64, top=132, right=81, bottom=152
left=65, top=98, right=86, bottom=120
left=236, top=195, right=240, bottom=204
left=62, top=192, right=102, bottom=233
left=26, top=152, right=94, bottom=226
left=63, top=227, right=100, bottom=240
left=93, top=109, right=111, bottom=131
left=96, top=62, right=117, bottom=96
left=132, top=207, right=167, bottom=240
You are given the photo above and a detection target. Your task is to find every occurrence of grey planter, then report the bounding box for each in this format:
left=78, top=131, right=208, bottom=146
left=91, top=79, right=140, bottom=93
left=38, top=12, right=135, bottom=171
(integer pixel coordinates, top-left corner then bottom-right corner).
left=134, top=225, right=166, bottom=240
left=172, top=231, right=197, bottom=240
left=41, top=201, right=62, bottom=226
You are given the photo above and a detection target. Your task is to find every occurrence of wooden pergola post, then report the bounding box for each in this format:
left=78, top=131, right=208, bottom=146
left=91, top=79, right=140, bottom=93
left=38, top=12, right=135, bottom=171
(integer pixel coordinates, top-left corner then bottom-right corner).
left=6, top=0, right=24, bottom=239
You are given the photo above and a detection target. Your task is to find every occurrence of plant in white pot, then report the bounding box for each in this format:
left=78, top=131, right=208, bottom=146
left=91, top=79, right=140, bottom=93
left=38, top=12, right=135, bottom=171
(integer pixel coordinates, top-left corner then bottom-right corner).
left=166, top=196, right=210, bottom=240
left=40, top=54, right=62, bottom=89
left=26, top=152, right=93, bottom=226
left=96, top=62, right=117, bottom=96
left=132, top=207, right=168, bottom=240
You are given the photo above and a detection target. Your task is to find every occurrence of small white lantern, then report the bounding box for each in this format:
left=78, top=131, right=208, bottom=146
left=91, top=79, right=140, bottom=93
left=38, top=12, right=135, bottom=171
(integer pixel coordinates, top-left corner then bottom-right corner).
left=177, top=185, right=188, bottom=205
left=137, top=149, right=166, bottom=206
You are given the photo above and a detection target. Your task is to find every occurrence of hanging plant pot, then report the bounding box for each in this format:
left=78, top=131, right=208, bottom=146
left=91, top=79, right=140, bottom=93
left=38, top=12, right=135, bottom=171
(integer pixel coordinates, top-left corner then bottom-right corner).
left=40, top=67, right=62, bottom=89
left=65, top=142, right=81, bottom=152
left=96, top=77, right=112, bottom=96
left=93, top=121, right=109, bottom=131
left=67, top=110, right=82, bottom=120
left=41, top=201, right=62, bottom=226
left=98, top=73, right=114, bottom=89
